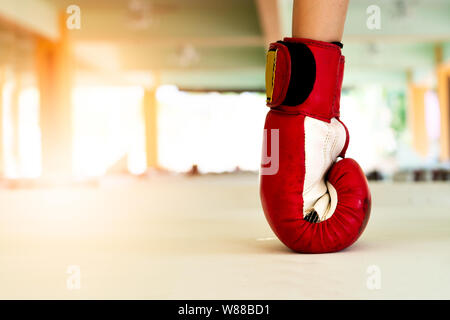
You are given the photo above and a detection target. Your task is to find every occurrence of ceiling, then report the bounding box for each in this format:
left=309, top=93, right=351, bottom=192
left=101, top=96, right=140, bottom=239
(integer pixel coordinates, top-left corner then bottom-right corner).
left=1, top=0, right=450, bottom=90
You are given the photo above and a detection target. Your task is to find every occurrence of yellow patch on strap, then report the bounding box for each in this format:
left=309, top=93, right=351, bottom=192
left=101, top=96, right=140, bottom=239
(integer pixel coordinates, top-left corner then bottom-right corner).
left=265, top=49, right=277, bottom=103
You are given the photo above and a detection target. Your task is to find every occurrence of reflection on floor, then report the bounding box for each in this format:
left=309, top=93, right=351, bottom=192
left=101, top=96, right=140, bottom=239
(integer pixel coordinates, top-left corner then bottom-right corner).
left=0, top=174, right=449, bottom=299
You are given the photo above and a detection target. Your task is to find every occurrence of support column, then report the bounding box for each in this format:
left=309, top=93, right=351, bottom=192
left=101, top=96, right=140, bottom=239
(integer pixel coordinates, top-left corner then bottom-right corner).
left=35, top=14, right=73, bottom=178
left=0, top=67, right=5, bottom=177
left=437, top=65, right=450, bottom=161
left=143, top=89, right=159, bottom=169
left=10, top=72, right=21, bottom=176
left=408, top=84, right=429, bottom=158
left=255, top=0, right=282, bottom=46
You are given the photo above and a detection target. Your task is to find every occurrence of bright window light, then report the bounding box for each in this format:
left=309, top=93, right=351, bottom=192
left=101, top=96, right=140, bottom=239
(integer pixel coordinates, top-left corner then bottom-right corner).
left=73, top=86, right=145, bottom=177
left=19, top=87, right=41, bottom=178
left=157, top=85, right=267, bottom=173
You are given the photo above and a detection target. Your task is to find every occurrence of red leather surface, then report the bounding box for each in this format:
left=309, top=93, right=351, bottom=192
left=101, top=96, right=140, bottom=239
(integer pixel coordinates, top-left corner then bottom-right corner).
left=260, top=38, right=371, bottom=253
left=260, top=111, right=371, bottom=253
left=271, top=38, right=343, bottom=122
left=337, top=118, right=350, bottom=158
left=334, top=56, right=345, bottom=116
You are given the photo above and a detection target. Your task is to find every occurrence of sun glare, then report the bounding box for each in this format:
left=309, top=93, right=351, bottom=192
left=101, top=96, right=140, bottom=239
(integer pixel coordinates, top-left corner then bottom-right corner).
left=72, top=85, right=146, bottom=177
left=3, top=83, right=268, bottom=178
left=157, top=85, right=267, bottom=173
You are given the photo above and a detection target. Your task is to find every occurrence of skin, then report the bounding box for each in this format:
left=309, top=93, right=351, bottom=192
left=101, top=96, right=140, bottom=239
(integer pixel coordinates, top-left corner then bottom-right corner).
left=292, top=0, right=349, bottom=42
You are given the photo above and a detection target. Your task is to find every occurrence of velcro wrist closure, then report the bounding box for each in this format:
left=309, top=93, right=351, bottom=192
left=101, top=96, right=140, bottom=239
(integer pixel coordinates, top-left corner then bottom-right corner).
left=265, top=38, right=345, bottom=121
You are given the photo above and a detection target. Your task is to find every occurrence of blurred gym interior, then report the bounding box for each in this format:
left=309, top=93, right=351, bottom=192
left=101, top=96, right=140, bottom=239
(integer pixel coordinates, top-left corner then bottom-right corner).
left=0, top=0, right=449, bottom=299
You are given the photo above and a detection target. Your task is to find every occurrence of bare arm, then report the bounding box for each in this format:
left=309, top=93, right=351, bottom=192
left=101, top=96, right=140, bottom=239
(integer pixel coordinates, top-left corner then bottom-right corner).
left=292, top=0, right=349, bottom=42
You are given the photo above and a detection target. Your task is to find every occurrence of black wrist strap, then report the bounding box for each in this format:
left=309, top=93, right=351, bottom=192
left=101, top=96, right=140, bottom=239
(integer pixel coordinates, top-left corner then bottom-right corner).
left=331, top=41, right=344, bottom=48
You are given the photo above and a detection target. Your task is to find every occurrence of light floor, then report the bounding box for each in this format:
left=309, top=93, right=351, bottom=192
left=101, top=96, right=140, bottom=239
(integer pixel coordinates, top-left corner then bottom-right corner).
left=0, top=174, right=449, bottom=299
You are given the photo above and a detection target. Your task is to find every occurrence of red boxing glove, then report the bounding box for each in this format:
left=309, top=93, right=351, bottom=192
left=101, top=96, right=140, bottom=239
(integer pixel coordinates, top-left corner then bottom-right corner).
left=260, top=38, right=371, bottom=253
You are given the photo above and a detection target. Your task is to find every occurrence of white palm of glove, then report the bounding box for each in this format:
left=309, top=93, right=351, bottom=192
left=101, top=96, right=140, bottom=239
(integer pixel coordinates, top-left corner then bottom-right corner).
left=303, top=117, right=347, bottom=222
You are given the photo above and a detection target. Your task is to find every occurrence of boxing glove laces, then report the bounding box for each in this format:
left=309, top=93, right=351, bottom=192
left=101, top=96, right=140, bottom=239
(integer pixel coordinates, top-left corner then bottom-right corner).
left=260, top=38, right=371, bottom=253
